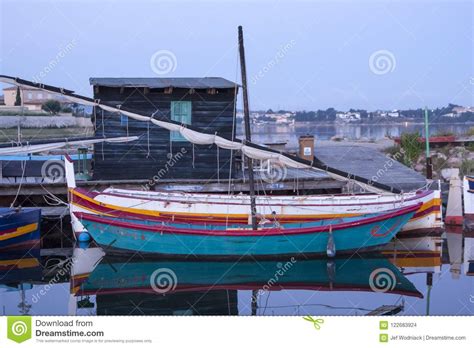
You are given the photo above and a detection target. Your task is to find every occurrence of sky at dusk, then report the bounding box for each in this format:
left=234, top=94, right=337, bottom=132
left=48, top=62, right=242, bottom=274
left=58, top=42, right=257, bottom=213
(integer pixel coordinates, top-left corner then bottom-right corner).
left=1, top=0, right=473, bottom=111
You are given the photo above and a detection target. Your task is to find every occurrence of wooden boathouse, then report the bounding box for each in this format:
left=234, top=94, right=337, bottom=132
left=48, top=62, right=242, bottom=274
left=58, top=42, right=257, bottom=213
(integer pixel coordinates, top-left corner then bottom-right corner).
left=90, top=77, right=238, bottom=181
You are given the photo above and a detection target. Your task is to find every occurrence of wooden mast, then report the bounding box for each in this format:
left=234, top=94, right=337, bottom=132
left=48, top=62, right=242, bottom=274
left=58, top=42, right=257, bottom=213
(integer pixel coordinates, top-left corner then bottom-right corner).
left=238, top=25, right=259, bottom=317
left=238, top=25, right=258, bottom=230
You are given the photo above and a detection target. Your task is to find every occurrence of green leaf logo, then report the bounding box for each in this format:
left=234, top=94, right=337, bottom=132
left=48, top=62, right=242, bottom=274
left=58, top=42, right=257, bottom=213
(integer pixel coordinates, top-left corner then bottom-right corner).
left=7, top=316, right=32, bottom=343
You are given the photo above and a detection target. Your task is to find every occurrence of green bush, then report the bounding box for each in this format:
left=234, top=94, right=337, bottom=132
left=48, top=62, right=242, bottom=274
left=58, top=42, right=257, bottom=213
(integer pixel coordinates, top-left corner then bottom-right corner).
left=461, top=159, right=474, bottom=176
left=399, top=132, right=423, bottom=167
left=467, top=127, right=474, bottom=136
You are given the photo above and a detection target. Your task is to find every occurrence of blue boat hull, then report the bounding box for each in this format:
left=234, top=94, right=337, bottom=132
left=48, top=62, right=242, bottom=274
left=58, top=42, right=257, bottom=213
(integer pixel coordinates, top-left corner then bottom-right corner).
left=79, top=208, right=417, bottom=257
left=0, top=208, right=41, bottom=250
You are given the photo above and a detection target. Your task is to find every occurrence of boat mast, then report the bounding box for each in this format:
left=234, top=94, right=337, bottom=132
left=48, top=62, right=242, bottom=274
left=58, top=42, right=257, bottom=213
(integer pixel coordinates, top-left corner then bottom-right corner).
left=238, top=25, right=258, bottom=230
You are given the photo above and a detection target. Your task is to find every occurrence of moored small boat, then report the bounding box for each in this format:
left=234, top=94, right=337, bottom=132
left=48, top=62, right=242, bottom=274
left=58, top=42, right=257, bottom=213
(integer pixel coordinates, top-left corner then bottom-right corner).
left=0, top=208, right=41, bottom=250
left=65, top=157, right=442, bottom=237
left=76, top=203, right=421, bottom=258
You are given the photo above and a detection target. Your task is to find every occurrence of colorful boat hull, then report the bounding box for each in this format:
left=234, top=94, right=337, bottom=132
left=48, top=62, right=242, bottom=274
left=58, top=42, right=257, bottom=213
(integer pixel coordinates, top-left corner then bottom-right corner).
left=76, top=204, right=420, bottom=257
left=0, top=208, right=41, bottom=250
left=64, top=156, right=442, bottom=237
left=69, top=187, right=442, bottom=237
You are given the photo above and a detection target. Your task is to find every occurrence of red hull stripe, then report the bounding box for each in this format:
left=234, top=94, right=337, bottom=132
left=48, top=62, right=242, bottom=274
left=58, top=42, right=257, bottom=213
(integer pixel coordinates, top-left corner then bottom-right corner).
left=72, top=189, right=435, bottom=225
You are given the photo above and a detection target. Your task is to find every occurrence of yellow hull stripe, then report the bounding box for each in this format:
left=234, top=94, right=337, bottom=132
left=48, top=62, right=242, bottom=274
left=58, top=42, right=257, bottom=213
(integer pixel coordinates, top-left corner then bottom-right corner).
left=0, top=223, right=38, bottom=241
left=0, top=258, right=40, bottom=269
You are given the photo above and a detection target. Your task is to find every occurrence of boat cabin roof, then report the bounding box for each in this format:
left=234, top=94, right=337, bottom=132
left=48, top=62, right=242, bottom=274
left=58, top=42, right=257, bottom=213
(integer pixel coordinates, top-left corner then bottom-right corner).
left=89, top=77, right=238, bottom=89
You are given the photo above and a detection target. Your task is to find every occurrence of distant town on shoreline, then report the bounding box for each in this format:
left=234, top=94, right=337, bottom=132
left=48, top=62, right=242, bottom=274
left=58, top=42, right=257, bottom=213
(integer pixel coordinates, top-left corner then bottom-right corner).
left=237, top=104, right=474, bottom=125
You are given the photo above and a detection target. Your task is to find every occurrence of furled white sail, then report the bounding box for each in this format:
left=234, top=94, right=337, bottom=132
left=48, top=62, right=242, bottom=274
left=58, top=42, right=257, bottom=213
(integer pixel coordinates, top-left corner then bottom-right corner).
left=0, top=136, right=138, bottom=155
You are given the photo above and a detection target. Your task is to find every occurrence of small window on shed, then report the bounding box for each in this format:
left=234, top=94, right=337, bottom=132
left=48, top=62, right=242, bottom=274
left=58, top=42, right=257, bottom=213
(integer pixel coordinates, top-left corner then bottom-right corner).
left=170, top=101, right=192, bottom=141
left=120, top=113, right=128, bottom=127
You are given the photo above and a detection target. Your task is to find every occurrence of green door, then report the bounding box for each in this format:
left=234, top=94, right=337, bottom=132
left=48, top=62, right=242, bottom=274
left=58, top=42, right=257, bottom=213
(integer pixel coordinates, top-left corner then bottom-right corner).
left=170, top=101, right=192, bottom=141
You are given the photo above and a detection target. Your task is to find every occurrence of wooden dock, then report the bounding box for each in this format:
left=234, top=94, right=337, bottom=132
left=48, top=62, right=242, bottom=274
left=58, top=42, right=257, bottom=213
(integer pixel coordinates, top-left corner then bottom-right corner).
left=315, top=145, right=427, bottom=192
left=0, top=144, right=430, bottom=208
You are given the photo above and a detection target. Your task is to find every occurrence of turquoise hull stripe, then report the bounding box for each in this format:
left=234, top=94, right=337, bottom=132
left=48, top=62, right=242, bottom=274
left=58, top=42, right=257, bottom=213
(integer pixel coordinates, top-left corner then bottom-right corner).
left=81, top=212, right=414, bottom=256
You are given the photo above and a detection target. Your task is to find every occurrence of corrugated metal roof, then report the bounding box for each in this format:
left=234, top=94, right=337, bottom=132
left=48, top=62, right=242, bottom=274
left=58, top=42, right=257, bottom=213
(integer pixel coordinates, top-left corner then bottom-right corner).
left=89, top=77, right=238, bottom=89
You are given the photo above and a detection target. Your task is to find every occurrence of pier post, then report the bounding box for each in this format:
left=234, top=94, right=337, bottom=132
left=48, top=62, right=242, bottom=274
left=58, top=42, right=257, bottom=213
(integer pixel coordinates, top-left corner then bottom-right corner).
left=445, top=168, right=463, bottom=226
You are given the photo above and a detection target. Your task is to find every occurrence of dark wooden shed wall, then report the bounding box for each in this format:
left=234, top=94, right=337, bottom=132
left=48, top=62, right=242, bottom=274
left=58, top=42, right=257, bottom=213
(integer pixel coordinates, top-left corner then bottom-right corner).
left=92, top=87, right=237, bottom=181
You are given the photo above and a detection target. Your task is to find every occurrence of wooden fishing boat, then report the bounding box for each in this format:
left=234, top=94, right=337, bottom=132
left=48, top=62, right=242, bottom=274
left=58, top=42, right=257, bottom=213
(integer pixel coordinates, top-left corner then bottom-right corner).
left=75, top=203, right=421, bottom=257
left=73, top=255, right=422, bottom=298
left=0, top=208, right=41, bottom=250
left=65, top=157, right=442, bottom=237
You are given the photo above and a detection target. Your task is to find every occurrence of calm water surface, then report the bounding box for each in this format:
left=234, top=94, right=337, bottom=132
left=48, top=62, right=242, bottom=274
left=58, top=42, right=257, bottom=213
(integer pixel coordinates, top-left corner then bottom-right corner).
left=1, top=229, right=473, bottom=316
left=239, top=123, right=471, bottom=149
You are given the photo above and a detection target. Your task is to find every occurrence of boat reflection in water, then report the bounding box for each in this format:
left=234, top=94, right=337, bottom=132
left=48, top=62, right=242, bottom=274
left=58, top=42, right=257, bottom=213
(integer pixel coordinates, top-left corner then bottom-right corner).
left=381, top=233, right=444, bottom=316
left=0, top=247, right=42, bottom=315
left=69, top=248, right=422, bottom=316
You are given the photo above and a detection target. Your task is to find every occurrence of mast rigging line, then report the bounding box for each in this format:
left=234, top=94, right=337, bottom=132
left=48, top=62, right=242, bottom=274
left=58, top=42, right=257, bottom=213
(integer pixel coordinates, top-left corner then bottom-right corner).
left=0, top=74, right=401, bottom=194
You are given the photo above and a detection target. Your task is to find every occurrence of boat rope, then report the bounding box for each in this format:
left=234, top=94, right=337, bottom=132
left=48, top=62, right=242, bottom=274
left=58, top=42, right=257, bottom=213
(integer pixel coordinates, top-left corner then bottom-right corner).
left=10, top=159, right=27, bottom=208
left=217, top=141, right=220, bottom=183
left=146, top=119, right=150, bottom=158
left=101, top=109, right=105, bottom=160
left=39, top=180, right=68, bottom=206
